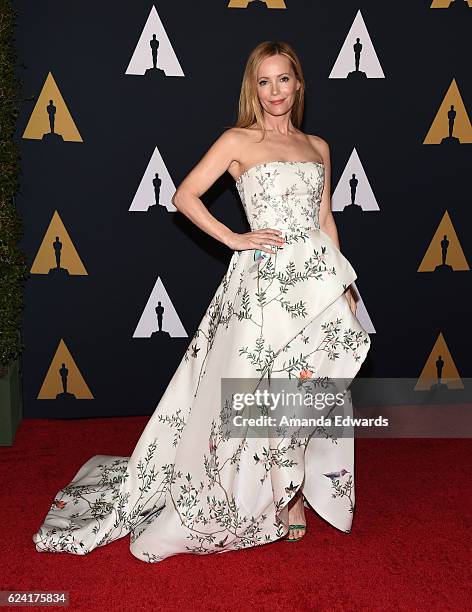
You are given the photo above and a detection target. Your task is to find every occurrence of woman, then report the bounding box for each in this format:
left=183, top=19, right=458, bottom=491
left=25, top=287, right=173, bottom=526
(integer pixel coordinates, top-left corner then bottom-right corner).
left=33, top=40, right=370, bottom=562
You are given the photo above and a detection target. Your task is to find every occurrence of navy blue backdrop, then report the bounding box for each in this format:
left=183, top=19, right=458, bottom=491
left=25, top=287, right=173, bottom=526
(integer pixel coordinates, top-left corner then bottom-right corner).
left=12, top=0, right=471, bottom=417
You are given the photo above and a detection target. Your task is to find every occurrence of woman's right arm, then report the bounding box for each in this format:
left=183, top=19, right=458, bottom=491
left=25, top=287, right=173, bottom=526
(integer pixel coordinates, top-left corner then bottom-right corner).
left=172, top=129, right=284, bottom=254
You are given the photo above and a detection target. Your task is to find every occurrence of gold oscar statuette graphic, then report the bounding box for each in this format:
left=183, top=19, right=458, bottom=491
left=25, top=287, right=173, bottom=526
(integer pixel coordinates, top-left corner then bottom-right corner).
left=37, top=339, right=94, bottom=399
left=228, top=0, right=286, bottom=8
left=22, top=71, right=83, bottom=142
left=414, top=332, right=463, bottom=391
left=424, top=78, right=472, bottom=144
left=430, top=0, right=471, bottom=8
left=418, top=210, right=469, bottom=272
left=30, top=211, right=87, bottom=276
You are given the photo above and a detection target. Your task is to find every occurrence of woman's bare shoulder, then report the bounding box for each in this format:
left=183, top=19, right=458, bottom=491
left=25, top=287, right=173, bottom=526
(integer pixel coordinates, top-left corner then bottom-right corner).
left=306, top=133, right=330, bottom=151
left=305, top=133, right=330, bottom=164
left=217, top=126, right=261, bottom=148
left=218, top=127, right=264, bottom=173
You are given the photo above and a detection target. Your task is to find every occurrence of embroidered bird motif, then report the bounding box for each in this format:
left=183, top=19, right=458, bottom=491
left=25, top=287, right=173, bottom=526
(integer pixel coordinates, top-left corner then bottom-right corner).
left=215, top=535, right=229, bottom=548
left=323, top=469, right=349, bottom=480
left=285, top=481, right=298, bottom=495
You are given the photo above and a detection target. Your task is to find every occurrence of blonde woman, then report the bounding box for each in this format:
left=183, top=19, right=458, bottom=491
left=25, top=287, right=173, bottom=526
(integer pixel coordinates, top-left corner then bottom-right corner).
left=33, top=41, right=370, bottom=562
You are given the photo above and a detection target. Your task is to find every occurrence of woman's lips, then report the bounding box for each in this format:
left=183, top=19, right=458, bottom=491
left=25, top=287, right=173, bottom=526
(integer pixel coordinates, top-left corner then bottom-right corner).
left=270, top=99, right=285, bottom=105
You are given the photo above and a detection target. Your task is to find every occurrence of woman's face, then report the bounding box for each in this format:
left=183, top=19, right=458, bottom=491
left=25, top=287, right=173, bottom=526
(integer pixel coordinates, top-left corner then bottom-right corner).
left=255, top=54, right=300, bottom=118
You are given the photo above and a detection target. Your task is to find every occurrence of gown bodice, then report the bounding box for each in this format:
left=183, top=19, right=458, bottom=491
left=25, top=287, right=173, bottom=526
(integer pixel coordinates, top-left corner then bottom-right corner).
left=235, top=160, right=325, bottom=234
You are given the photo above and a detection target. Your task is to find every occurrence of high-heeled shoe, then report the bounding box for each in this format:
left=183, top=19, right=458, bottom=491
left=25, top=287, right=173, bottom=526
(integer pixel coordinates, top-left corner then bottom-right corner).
left=285, top=524, right=307, bottom=542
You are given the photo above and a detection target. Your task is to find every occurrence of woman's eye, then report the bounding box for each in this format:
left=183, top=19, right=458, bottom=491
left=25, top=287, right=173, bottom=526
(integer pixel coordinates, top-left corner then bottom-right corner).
left=258, top=76, right=289, bottom=86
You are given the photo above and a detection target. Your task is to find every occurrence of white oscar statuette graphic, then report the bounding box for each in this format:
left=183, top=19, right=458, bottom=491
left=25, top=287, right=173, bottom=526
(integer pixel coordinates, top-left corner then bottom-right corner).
left=332, top=149, right=380, bottom=212
left=129, top=147, right=177, bottom=212
left=133, top=276, right=188, bottom=338
left=125, top=6, right=184, bottom=76
left=329, top=9, right=385, bottom=79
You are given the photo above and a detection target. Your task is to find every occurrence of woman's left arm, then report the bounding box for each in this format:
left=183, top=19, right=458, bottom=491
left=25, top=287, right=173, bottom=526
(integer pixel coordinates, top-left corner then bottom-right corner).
left=312, top=136, right=357, bottom=315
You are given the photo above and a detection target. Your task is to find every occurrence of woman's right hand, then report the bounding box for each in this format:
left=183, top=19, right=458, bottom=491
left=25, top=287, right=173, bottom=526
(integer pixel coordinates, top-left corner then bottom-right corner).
left=225, top=228, right=285, bottom=254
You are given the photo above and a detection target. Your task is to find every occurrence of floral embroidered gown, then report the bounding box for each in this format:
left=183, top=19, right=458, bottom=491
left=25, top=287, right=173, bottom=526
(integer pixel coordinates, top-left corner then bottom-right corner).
left=32, top=160, right=371, bottom=563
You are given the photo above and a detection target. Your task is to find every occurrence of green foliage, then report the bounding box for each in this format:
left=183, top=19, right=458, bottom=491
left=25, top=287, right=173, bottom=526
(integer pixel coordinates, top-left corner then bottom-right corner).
left=0, top=1, right=29, bottom=367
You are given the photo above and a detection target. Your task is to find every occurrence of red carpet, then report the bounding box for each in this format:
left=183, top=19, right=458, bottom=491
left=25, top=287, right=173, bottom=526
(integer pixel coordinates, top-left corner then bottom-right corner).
left=0, top=417, right=469, bottom=611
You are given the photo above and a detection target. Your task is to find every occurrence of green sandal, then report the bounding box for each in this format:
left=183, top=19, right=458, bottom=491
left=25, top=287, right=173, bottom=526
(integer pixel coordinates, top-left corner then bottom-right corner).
left=285, top=524, right=307, bottom=542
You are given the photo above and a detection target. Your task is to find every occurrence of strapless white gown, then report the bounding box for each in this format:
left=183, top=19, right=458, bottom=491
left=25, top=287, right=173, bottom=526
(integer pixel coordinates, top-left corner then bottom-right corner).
left=32, top=160, right=371, bottom=563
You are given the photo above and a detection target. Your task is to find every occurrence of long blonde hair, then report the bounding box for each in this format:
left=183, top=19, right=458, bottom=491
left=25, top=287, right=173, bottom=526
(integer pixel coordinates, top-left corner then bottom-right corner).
left=232, top=41, right=305, bottom=142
